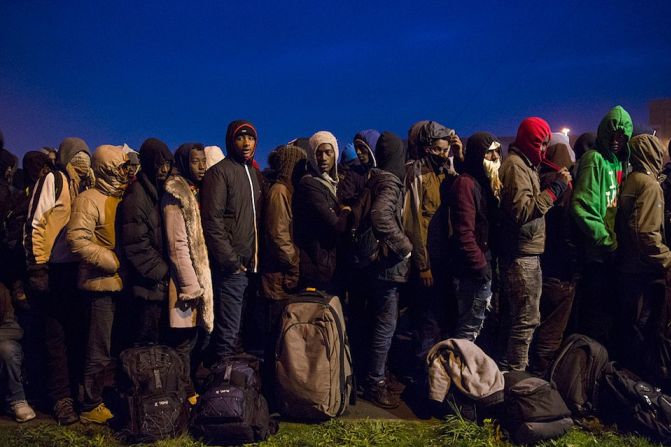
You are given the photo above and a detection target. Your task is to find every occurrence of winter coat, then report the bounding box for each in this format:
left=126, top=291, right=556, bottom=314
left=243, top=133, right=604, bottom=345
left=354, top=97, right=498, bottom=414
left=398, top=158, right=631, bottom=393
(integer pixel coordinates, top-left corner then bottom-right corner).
left=201, top=157, right=261, bottom=276
left=571, top=106, right=633, bottom=262
left=67, top=145, right=126, bottom=292
left=338, top=130, right=379, bottom=206
left=617, top=135, right=671, bottom=276
left=499, top=146, right=554, bottom=257
left=24, top=138, right=90, bottom=267
left=261, top=145, right=306, bottom=300
left=427, top=338, right=504, bottom=405
left=403, top=156, right=452, bottom=272
left=362, top=132, right=412, bottom=282
left=118, top=172, right=169, bottom=300
left=162, top=174, right=214, bottom=332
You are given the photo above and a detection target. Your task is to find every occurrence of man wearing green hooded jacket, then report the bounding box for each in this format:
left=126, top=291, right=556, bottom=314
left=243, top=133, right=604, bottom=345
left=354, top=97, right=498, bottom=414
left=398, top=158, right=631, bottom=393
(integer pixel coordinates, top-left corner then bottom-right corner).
left=570, top=105, right=633, bottom=345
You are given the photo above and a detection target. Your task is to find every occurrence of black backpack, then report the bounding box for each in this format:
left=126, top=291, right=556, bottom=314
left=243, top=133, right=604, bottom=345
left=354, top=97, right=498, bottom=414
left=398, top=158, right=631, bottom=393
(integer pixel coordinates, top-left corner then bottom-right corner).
left=118, top=345, right=190, bottom=443
left=504, top=371, right=573, bottom=445
left=599, top=362, right=671, bottom=443
left=548, top=333, right=609, bottom=417
left=190, top=354, right=278, bottom=446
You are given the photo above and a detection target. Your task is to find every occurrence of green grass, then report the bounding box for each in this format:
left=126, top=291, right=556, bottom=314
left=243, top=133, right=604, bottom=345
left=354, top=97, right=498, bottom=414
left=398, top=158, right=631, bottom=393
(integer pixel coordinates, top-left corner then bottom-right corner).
left=0, top=417, right=663, bottom=447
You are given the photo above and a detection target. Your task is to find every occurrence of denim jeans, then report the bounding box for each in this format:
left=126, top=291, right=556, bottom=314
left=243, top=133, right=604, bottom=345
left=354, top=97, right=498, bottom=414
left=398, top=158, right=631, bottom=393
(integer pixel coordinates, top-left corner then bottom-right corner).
left=367, top=280, right=400, bottom=385
left=212, top=272, right=249, bottom=359
left=501, top=256, right=542, bottom=371
left=83, top=293, right=116, bottom=411
left=0, top=340, right=26, bottom=405
left=529, top=277, right=575, bottom=375
left=452, top=275, right=492, bottom=342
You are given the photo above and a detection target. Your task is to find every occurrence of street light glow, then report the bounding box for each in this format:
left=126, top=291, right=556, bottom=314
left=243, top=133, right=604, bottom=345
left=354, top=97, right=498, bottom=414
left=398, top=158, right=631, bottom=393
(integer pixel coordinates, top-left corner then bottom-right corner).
left=560, top=128, right=571, bottom=136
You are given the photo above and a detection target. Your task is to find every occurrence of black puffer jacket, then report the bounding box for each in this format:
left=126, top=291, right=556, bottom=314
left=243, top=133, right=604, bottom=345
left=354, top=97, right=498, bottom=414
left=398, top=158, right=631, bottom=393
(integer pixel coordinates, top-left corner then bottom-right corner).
left=201, top=122, right=261, bottom=276
left=366, top=132, right=412, bottom=282
left=118, top=139, right=174, bottom=301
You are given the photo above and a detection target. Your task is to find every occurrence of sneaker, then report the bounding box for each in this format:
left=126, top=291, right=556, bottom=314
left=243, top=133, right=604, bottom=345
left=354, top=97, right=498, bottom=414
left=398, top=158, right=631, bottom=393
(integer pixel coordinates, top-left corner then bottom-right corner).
left=53, top=397, right=79, bottom=425
left=10, top=400, right=36, bottom=423
left=363, top=380, right=399, bottom=409
left=80, top=403, right=113, bottom=424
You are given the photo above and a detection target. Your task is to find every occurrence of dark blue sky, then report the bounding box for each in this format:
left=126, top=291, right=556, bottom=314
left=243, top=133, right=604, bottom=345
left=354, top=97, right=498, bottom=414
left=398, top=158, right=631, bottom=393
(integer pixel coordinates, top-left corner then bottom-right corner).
left=2, top=0, right=671, bottom=165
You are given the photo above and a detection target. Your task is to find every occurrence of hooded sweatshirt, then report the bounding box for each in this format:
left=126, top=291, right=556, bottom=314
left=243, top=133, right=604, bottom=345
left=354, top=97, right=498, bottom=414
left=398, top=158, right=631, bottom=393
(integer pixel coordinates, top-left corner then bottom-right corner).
left=262, top=145, right=307, bottom=299
left=67, top=145, right=128, bottom=292
left=616, top=134, right=671, bottom=275
left=571, top=106, right=633, bottom=262
left=118, top=137, right=174, bottom=300
left=448, top=132, right=500, bottom=276
left=24, top=137, right=91, bottom=267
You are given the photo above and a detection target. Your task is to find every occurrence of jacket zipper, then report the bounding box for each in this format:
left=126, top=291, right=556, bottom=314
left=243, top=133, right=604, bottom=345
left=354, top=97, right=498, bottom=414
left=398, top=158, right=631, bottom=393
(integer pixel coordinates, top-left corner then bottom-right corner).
left=244, top=164, right=258, bottom=273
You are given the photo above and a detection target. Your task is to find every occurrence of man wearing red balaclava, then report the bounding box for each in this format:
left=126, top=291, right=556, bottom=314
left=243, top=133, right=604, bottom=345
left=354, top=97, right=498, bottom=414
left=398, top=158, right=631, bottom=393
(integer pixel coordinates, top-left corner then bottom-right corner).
left=498, top=117, right=571, bottom=371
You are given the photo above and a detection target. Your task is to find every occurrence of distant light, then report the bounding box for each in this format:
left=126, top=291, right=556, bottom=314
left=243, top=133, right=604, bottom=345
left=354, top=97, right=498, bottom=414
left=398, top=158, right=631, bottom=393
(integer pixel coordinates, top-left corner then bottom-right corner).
left=560, top=128, right=571, bottom=136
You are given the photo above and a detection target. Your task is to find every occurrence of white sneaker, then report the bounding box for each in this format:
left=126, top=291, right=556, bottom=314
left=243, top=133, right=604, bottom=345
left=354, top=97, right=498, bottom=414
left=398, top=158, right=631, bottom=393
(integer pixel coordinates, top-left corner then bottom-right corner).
left=10, top=400, right=36, bottom=423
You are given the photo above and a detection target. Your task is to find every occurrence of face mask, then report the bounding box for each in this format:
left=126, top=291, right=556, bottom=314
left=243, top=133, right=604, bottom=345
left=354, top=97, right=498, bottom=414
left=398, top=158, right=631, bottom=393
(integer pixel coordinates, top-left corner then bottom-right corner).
left=69, top=152, right=91, bottom=178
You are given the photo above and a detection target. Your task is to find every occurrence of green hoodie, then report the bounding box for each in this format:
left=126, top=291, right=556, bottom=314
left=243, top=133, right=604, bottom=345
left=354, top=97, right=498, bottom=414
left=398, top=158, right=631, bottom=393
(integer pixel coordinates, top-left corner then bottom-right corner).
left=570, top=106, right=633, bottom=262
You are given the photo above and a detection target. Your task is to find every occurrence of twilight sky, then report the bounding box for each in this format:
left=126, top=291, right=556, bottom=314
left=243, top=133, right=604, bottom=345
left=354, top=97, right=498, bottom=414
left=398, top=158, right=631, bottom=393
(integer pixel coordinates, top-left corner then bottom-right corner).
left=2, top=0, right=671, bottom=164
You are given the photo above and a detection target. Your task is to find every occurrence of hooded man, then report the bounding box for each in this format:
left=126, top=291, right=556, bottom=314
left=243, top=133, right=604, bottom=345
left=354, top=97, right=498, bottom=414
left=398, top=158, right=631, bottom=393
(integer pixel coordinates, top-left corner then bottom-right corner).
left=447, top=132, right=501, bottom=342
left=573, top=132, right=596, bottom=164
left=529, top=141, right=578, bottom=375
left=23, top=137, right=91, bottom=425
left=67, top=145, right=129, bottom=424
left=201, top=120, right=262, bottom=359
left=118, top=137, right=174, bottom=345
left=403, top=120, right=463, bottom=356
left=570, top=106, right=633, bottom=344
left=337, top=130, right=380, bottom=206
left=293, top=131, right=351, bottom=293
left=615, top=134, right=671, bottom=375
left=353, top=131, right=412, bottom=409
left=499, top=117, right=571, bottom=371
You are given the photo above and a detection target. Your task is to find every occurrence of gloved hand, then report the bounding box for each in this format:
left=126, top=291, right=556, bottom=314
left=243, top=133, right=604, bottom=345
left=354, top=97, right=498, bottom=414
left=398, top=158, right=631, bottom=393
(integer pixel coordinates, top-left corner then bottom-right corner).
left=419, top=269, right=434, bottom=288
left=27, top=264, right=49, bottom=294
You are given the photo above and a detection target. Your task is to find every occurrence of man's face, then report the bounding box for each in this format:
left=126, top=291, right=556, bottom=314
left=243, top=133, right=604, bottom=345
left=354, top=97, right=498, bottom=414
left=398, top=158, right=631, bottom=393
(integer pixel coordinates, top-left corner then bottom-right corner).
left=541, top=137, right=550, bottom=157
left=609, top=130, right=627, bottom=155
left=234, top=134, right=256, bottom=161
left=156, top=160, right=172, bottom=182
left=316, top=143, right=335, bottom=175
left=484, top=149, right=500, bottom=162
left=190, top=149, right=207, bottom=182
left=427, top=138, right=451, bottom=160
left=354, top=142, right=370, bottom=165
left=48, top=151, right=56, bottom=162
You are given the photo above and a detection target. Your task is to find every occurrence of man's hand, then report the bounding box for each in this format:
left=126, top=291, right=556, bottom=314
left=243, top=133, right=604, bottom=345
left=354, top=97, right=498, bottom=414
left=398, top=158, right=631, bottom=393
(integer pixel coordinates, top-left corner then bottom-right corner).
left=419, top=269, right=434, bottom=288
left=449, top=135, right=464, bottom=161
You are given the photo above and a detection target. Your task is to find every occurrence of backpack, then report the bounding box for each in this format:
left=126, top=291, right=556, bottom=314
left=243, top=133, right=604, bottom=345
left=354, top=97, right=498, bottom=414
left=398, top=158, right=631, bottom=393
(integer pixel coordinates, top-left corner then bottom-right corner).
left=599, top=362, right=671, bottom=443
left=190, top=354, right=277, bottom=446
left=548, top=333, right=609, bottom=417
left=274, top=289, right=354, bottom=420
left=504, top=371, right=573, bottom=445
left=118, top=345, right=190, bottom=443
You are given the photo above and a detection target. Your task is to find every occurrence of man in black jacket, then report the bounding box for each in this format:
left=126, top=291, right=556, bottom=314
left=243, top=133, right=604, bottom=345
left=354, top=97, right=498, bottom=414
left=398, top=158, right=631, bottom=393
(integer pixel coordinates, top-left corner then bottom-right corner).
left=356, top=131, right=412, bottom=409
left=201, top=120, right=262, bottom=359
left=118, top=138, right=174, bottom=344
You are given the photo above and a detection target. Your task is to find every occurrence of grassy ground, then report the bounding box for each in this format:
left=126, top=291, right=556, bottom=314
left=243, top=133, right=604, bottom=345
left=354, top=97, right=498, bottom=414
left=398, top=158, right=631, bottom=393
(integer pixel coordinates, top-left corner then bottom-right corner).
left=0, top=416, right=662, bottom=447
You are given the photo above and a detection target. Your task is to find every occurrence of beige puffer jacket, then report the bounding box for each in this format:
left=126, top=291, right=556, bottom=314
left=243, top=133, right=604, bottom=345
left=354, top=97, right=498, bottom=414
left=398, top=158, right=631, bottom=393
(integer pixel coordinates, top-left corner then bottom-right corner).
left=67, top=145, right=128, bottom=292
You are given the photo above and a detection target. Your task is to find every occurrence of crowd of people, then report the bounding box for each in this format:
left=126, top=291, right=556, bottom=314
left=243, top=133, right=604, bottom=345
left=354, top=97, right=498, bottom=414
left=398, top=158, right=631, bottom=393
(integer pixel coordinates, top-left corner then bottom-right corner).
left=0, top=106, right=669, bottom=427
